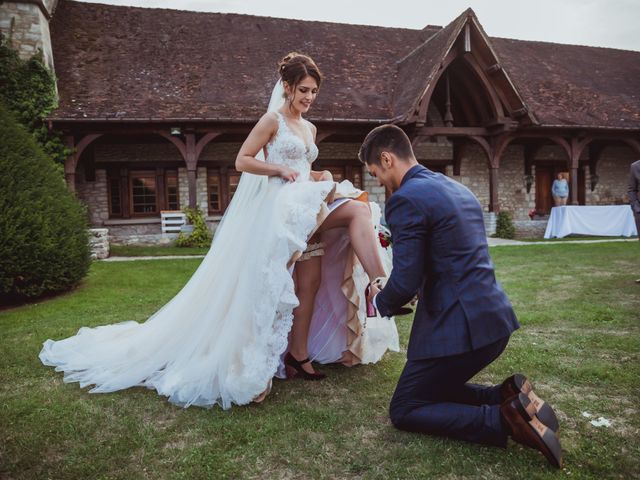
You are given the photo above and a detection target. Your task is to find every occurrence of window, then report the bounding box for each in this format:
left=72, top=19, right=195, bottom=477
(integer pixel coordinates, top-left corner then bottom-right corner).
left=326, top=166, right=345, bottom=183
left=208, top=170, right=222, bottom=213
left=165, top=171, right=179, bottom=210
left=228, top=172, right=241, bottom=201
left=130, top=171, right=157, bottom=215
left=207, top=167, right=241, bottom=214
left=321, top=165, right=363, bottom=189
left=351, top=169, right=362, bottom=189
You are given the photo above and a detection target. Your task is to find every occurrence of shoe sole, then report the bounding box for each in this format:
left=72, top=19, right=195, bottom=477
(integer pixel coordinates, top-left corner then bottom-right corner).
left=512, top=374, right=560, bottom=433
left=507, top=392, right=563, bottom=468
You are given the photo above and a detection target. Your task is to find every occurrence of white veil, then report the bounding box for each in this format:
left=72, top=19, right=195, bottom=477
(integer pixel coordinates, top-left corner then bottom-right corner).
left=212, top=79, right=285, bottom=236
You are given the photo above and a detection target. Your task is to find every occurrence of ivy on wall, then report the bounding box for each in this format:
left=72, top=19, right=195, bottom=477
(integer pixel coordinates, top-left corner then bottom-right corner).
left=0, top=33, right=71, bottom=169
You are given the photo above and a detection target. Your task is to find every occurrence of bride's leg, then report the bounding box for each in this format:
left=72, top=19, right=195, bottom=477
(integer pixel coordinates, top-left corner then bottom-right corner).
left=290, top=252, right=322, bottom=374
left=317, top=201, right=386, bottom=281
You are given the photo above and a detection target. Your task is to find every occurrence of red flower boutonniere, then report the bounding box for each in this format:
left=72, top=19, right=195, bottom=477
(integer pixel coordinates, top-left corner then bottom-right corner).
left=377, top=225, right=392, bottom=249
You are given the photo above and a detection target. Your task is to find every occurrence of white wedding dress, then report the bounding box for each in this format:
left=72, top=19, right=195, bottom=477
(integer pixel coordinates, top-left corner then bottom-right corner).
left=40, top=84, right=399, bottom=410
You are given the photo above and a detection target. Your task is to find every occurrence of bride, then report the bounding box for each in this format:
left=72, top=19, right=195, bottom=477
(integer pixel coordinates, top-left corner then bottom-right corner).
left=40, top=53, right=399, bottom=409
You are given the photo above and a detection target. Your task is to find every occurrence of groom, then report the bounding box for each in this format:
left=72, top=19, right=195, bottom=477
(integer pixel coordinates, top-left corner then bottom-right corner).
left=360, top=125, right=563, bottom=468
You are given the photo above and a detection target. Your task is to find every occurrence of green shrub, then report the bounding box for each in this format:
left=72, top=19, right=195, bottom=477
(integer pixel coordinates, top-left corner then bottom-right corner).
left=495, top=211, right=516, bottom=239
left=0, top=104, right=91, bottom=304
left=0, top=33, right=70, bottom=167
left=176, top=206, right=211, bottom=248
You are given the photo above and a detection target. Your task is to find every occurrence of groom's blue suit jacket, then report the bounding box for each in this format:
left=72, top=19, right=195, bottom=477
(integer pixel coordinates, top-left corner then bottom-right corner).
left=376, top=164, right=520, bottom=360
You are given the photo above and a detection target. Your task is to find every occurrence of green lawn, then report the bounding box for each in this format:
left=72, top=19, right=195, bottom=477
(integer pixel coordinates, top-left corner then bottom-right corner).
left=109, top=245, right=209, bottom=257
left=519, top=236, right=637, bottom=243
left=1, top=243, right=638, bottom=479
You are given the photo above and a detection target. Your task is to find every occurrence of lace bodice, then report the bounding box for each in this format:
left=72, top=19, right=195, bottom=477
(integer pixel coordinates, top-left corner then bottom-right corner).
left=266, top=112, right=319, bottom=182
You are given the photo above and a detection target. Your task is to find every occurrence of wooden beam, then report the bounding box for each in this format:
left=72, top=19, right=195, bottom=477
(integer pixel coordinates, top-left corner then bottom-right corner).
left=464, top=24, right=471, bottom=52
left=486, top=63, right=501, bottom=75
left=316, top=131, right=337, bottom=143
left=623, top=138, right=640, bottom=156
left=195, top=132, right=222, bottom=159
left=414, top=49, right=459, bottom=124
left=414, top=127, right=489, bottom=137
left=462, top=54, right=505, bottom=120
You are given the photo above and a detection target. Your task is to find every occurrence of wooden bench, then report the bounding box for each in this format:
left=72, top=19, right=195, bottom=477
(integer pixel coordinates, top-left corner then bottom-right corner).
left=160, top=210, right=186, bottom=233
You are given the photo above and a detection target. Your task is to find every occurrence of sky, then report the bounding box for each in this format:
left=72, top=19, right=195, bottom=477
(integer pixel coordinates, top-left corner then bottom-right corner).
left=77, top=0, right=640, bottom=51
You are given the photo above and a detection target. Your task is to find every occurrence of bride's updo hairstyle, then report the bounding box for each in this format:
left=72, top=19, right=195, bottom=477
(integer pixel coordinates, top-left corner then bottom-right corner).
left=278, top=52, right=323, bottom=94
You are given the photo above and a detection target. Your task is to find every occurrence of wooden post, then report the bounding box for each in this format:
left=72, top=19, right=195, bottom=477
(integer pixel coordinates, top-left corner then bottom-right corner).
left=470, top=134, right=512, bottom=213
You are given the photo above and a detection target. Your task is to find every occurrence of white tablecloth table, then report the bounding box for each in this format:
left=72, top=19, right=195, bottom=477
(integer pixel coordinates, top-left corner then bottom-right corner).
left=544, top=205, right=638, bottom=239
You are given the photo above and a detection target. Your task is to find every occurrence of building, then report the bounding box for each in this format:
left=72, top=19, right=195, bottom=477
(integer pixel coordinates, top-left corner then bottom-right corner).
left=2, top=0, right=639, bottom=243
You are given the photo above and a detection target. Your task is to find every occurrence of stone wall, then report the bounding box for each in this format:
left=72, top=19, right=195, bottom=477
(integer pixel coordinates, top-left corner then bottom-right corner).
left=498, top=145, right=536, bottom=220
left=453, top=144, right=490, bottom=212
left=0, top=1, right=56, bottom=71
left=88, top=228, right=109, bottom=259
left=107, top=221, right=168, bottom=245
left=76, top=167, right=109, bottom=225
left=585, top=146, right=636, bottom=205
left=178, top=167, right=189, bottom=209
left=514, top=220, right=548, bottom=239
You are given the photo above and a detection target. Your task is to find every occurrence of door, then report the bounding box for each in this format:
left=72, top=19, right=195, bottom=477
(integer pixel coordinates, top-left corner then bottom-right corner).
left=535, top=165, right=554, bottom=214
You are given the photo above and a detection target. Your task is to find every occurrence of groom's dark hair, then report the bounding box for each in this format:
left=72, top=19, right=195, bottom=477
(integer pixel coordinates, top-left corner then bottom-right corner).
left=358, top=124, right=414, bottom=166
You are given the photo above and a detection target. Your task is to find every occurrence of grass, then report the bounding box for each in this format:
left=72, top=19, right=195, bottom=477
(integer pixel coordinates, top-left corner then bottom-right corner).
left=519, top=236, right=637, bottom=243
left=1, top=242, right=639, bottom=479
left=109, top=245, right=209, bottom=257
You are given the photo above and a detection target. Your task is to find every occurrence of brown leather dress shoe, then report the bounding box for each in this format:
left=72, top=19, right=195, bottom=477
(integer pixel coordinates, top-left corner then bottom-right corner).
left=501, top=392, right=563, bottom=468
left=501, top=373, right=560, bottom=432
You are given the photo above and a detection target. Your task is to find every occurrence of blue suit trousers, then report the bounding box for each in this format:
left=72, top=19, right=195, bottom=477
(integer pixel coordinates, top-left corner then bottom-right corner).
left=389, top=336, right=511, bottom=447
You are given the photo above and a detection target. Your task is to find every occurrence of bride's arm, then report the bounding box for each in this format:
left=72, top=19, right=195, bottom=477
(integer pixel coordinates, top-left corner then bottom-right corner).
left=235, top=113, right=298, bottom=182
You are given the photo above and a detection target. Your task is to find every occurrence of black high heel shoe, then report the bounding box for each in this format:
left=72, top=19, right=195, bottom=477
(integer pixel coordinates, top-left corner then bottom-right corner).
left=284, top=352, right=326, bottom=381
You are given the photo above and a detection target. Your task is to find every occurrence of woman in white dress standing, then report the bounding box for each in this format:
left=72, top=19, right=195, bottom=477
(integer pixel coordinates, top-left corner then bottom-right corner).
left=39, top=52, right=398, bottom=409
left=236, top=53, right=394, bottom=381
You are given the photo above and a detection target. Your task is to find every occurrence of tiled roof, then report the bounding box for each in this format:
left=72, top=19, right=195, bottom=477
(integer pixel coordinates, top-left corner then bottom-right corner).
left=49, top=0, right=640, bottom=129
left=492, top=38, right=640, bottom=128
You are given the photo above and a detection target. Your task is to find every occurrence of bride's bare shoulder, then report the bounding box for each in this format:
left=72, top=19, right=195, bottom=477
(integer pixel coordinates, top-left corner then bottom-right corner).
left=253, top=112, right=279, bottom=136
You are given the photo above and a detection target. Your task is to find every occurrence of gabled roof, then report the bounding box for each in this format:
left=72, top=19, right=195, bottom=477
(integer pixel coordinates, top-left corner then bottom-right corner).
left=392, top=9, right=470, bottom=120
left=49, top=0, right=640, bottom=129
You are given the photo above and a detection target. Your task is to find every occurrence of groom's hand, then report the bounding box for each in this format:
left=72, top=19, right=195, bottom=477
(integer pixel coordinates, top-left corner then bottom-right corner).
left=367, top=281, right=381, bottom=304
